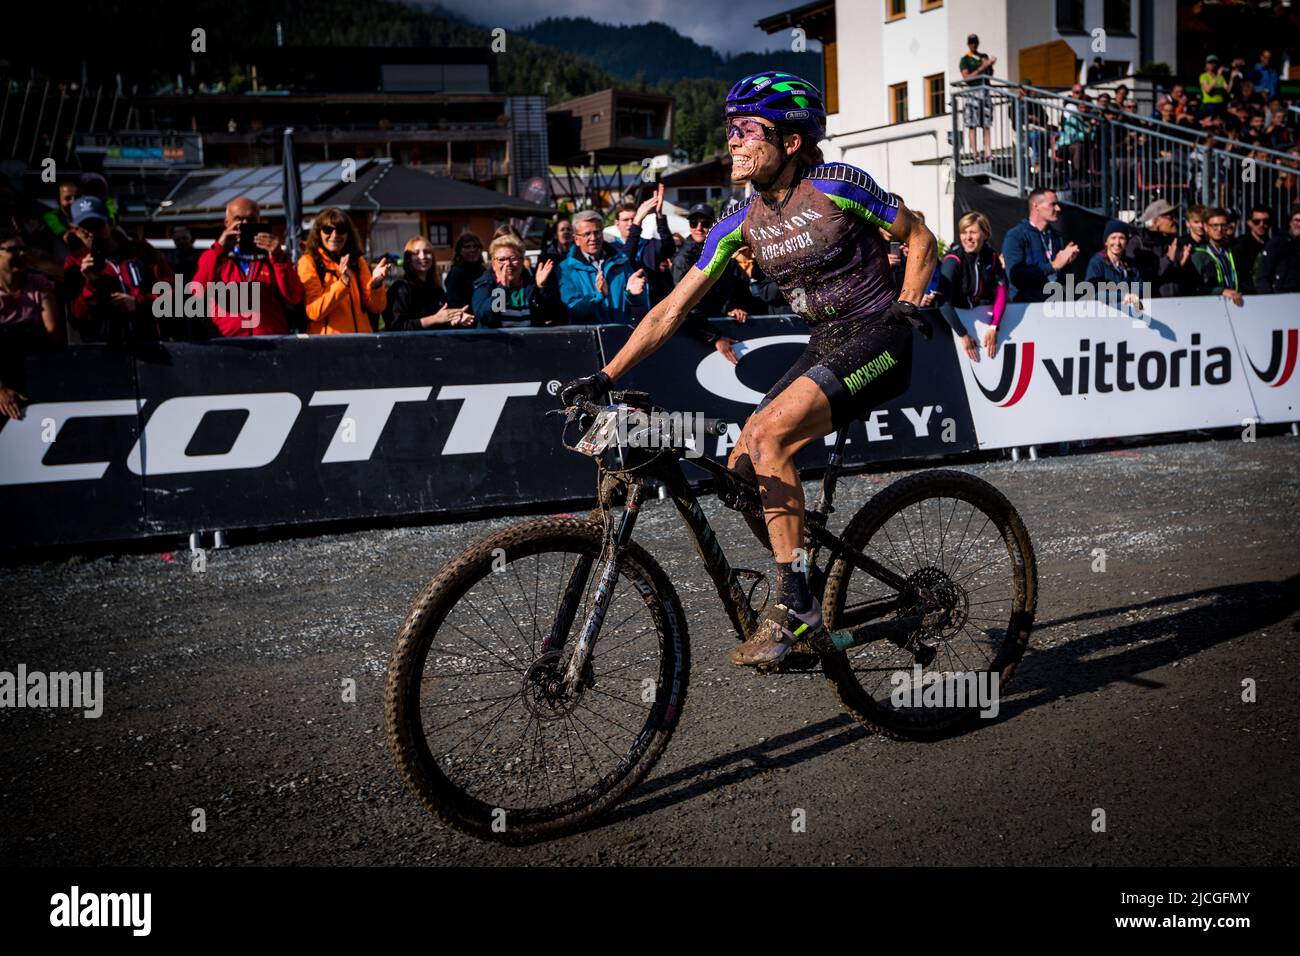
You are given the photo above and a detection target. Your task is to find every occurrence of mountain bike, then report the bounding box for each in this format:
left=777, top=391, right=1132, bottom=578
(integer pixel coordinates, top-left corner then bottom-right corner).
left=385, top=389, right=1037, bottom=843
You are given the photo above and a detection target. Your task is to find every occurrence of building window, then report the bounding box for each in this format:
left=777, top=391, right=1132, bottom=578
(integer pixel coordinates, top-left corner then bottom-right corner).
left=925, top=73, right=946, bottom=116
left=1104, top=0, right=1132, bottom=32
left=428, top=222, right=451, bottom=247
left=886, top=0, right=906, bottom=23
left=889, top=82, right=909, bottom=124
left=921, top=0, right=943, bottom=9
left=1056, top=0, right=1084, bottom=32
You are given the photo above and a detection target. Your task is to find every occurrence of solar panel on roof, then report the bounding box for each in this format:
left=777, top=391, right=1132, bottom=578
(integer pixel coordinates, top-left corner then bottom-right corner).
left=243, top=167, right=281, bottom=187
left=203, top=187, right=248, bottom=210
left=246, top=185, right=280, bottom=206
left=303, top=162, right=337, bottom=182
left=208, top=168, right=255, bottom=189
left=301, top=181, right=337, bottom=204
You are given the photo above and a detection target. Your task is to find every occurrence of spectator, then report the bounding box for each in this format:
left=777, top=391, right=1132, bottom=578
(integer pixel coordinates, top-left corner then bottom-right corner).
left=541, top=219, right=573, bottom=266
left=296, top=208, right=390, bottom=334
left=1199, top=55, right=1229, bottom=117
left=1185, top=205, right=1209, bottom=245
left=1002, top=187, right=1080, bottom=302
left=1126, top=199, right=1196, bottom=298
left=492, top=223, right=523, bottom=242
left=1084, top=219, right=1144, bottom=310
left=1251, top=49, right=1280, bottom=101
left=1191, top=206, right=1244, bottom=305
left=959, top=34, right=996, bottom=161
left=1087, top=56, right=1105, bottom=85
left=1255, top=203, right=1300, bottom=294
left=612, top=184, right=677, bottom=305
left=670, top=202, right=758, bottom=360
left=40, top=179, right=79, bottom=246
left=471, top=234, right=564, bottom=328
left=170, top=225, right=201, bottom=278
left=558, top=210, right=647, bottom=324
left=384, top=237, right=467, bottom=331
left=444, top=232, right=485, bottom=309
left=1114, top=84, right=1131, bottom=112
left=935, top=211, right=1006, bottom=360
left=1224, top=207, right=1240, bottom=241
left=193, top=197, right=304, bottom=337
left=76, top=172, right=118, bottom=226
left=1234, top=204, right=1271, bottom=283
left=732, top=246, right=785, bottom=314
left=61, top=196, right=170, bottom=344
left=1059, top=94, right=1094, bottom=199
left=1168, top=83, right=1188, bottom=113
left=0, top=229, right=63, bottom=419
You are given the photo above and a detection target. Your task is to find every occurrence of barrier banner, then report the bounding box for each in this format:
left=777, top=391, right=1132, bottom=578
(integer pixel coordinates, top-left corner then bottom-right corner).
left=0, top=331, right=603, bottom=550
left=1226, top=297, right=1300, bottom=424
left=951, top=296, right=1262, bottom=448
left=600, top=313, right=979, bottom=471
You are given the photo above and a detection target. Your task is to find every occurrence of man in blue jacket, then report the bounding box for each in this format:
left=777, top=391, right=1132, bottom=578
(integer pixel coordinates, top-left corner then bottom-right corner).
left=1001, top=187, right=1080, bottom=302
left=558, top=210, right=649, bottom=323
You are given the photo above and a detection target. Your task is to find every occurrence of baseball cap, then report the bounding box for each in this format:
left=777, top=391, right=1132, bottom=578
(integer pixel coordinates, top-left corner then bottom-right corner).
left=70, top=195, right=109, bottom=226
left=687, top=203, right=714, bottom=223
left=1141, top=199, right=1178, bottom=224
left=1205, top=53, right=1219, bottom=63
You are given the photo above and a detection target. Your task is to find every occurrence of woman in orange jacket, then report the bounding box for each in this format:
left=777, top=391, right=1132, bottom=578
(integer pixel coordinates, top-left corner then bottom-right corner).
left=297, top=208, right=392, bottom=333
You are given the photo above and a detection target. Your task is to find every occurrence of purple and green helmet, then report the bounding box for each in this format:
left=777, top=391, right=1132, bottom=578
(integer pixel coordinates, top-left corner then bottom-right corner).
left=725, top=71, right=827, bottom=141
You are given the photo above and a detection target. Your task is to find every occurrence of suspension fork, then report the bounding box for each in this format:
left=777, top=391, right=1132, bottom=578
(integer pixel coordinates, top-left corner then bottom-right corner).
left=561, top=482, right=644, bottom=691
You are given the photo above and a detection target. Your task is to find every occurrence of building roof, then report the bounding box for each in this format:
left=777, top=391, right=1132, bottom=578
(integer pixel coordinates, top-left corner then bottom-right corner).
left=756, top=0, right=835, bottom=34
left=150, top=158, right=552, bottom=222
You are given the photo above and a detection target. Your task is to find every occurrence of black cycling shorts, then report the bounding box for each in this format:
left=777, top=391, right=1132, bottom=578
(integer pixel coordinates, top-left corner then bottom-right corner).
left=755, top=312, right=914, bottom=430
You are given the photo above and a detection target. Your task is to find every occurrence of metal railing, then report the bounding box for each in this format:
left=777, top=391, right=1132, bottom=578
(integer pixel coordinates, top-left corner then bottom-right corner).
left=952, top=78, right=1300, bottom=226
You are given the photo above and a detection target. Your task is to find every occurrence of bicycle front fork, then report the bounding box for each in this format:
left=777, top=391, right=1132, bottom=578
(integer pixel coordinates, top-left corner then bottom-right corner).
left=560, top=482, right=644, bottom=691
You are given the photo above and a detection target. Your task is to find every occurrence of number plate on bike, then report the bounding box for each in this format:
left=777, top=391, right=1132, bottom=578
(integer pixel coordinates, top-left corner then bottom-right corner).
left=574, top=407, right=621, bottom=457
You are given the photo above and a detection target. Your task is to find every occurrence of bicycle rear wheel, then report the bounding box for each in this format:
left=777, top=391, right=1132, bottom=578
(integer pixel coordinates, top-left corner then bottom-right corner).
left=821, top=470, right=1037, bottom=740
left=385, top=516, right=688, bottom=843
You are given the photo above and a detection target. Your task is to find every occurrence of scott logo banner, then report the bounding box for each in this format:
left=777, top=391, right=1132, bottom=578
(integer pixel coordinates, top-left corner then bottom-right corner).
left=951, top=296, right=1264, bottom=448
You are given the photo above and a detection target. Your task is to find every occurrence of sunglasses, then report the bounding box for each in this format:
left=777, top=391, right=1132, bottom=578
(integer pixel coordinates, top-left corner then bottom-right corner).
left=320, top=224, right=346, bottom=236
left=725, top=118, right=782, bottom=144
left=689, top=217, right=713, bottom=228
left=1249, top=217, right=1270, bottom=225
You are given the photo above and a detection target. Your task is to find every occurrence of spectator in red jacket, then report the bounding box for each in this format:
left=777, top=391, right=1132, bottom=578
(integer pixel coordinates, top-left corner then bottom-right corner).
left=61, top=196, right=172, bottom=344
left=192, top=197, right=304, bottom=336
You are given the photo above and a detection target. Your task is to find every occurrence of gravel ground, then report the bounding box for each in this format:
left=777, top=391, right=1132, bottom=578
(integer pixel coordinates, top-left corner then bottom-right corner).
left=2, top=434, right=1298, bottom=866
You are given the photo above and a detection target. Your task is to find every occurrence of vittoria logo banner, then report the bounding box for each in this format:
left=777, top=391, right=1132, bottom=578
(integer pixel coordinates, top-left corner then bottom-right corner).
left=951, top=297, right=1264, bottom=448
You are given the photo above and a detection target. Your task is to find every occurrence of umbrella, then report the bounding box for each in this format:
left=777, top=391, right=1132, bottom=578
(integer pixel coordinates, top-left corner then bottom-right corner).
left=282, top=127, right=303, bottom=259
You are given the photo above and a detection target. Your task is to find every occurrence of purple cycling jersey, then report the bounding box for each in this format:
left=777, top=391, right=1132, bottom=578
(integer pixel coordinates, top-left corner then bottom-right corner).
left=694, top=162, right=900, bottom=325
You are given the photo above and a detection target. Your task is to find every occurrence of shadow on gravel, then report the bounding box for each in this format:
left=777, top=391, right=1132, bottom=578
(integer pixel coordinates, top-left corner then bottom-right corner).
left=995, top=572, right=1300, bottom=721
left=574, top=574, right=1300, bottom=834
left=600, top=714, right=865, bottom=828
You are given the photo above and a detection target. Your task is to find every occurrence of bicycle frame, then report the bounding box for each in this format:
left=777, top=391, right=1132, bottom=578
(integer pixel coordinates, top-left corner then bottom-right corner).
left=553, top=405, right=928, bottom=691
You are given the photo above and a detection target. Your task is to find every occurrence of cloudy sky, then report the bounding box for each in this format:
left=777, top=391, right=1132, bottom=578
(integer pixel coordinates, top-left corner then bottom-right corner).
left=424, top=0, right=813, bottom=56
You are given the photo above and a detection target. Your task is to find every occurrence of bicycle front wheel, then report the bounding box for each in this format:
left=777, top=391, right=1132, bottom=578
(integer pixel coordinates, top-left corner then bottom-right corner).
left=821, top=469, right=1037, bottom=740
left=385, top=517, right=689, bottom=843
